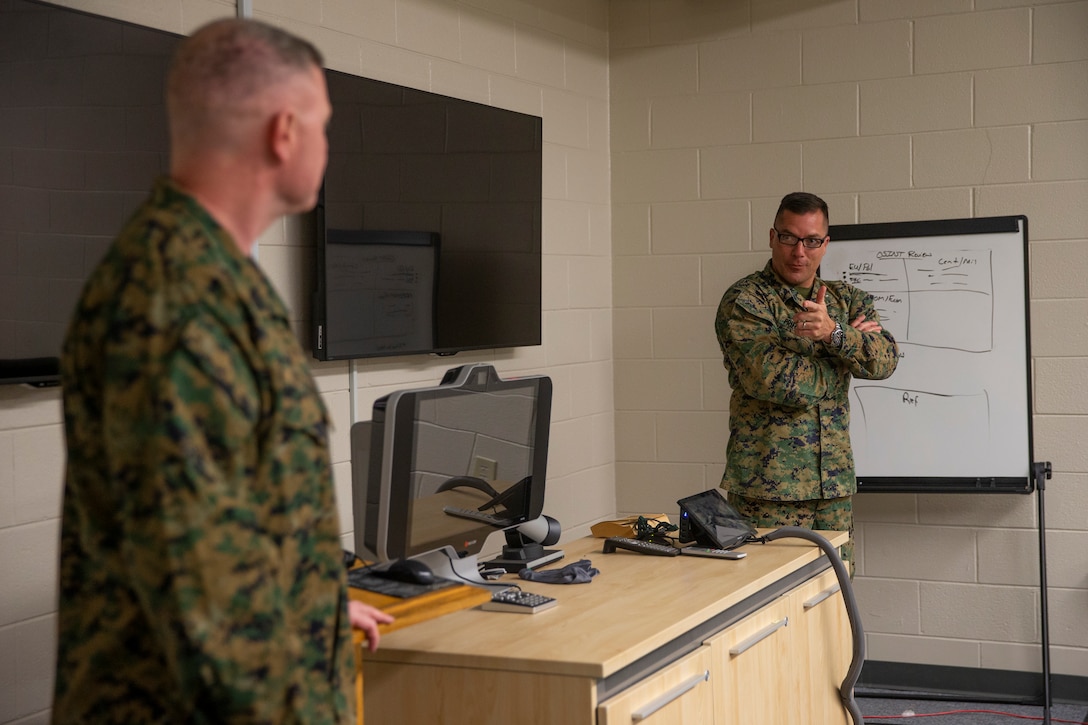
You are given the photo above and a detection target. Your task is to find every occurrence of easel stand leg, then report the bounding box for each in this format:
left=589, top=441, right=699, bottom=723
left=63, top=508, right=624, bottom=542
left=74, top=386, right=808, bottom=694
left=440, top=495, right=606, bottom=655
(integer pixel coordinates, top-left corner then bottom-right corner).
left=1033, top=461, right=1053, bottom=725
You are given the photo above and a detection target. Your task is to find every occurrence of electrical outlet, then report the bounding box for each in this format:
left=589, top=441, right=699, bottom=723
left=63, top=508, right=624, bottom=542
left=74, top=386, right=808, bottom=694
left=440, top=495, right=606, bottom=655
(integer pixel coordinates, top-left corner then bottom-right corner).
left=471, top=456, right=497, bottom=480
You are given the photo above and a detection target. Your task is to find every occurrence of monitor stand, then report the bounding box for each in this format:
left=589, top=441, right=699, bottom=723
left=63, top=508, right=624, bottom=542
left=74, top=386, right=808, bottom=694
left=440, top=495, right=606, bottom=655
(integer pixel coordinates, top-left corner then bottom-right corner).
left=483, top=542, right=565, bottom=573
left=411, top=546, right=511, bottom=593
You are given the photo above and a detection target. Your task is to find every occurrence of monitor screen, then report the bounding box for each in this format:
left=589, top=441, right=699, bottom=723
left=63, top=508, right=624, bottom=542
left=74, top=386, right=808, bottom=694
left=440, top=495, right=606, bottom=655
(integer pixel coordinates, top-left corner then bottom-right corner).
left=312, top=69, right=543, bottom=361
left=321, top=229, right=439, bottom=356
left=0, top=0, right=177, bottom=386
left=352, top=364, right=551, bottom=562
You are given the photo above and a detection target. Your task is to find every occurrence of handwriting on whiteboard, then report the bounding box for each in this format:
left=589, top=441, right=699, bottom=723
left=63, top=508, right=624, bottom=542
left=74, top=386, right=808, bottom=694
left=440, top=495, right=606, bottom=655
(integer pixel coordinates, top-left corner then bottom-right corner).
left=839, top=250, right=993, bottom=353
left=852, top=386, right=992, bottom=466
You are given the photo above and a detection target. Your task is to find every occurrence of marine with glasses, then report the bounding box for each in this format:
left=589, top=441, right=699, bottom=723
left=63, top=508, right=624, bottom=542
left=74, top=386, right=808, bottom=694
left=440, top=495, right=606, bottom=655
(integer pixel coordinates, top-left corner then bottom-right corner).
left=714, top=192, right=900, bottom=573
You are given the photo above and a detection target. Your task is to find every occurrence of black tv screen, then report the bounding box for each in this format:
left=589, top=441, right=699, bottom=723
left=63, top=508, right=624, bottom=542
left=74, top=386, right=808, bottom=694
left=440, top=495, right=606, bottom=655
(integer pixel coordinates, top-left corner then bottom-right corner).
left=312, top=69, right=543, bottom=360
left=0, top=0, right=177, bottom=386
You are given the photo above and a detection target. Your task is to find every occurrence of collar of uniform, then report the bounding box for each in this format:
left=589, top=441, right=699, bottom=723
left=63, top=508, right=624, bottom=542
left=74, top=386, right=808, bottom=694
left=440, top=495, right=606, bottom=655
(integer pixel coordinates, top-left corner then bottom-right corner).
left=151, top=175, right=251, bottom=274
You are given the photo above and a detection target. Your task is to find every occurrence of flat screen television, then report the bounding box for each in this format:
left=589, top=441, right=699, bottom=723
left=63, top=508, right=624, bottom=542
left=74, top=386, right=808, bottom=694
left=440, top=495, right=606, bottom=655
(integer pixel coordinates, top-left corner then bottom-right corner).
left=1, top=3, right=544, bottom=387
left=0, top=0, right=178, bottom=386
left=350, top=364, right=552, bottom=574
left=312, top=69, right=543, bottom=361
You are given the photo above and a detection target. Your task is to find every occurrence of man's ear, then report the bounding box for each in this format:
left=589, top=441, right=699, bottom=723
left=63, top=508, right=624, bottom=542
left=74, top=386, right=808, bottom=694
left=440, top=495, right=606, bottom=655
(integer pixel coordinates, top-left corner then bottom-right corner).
left=268, top=110, right=295, bottom=163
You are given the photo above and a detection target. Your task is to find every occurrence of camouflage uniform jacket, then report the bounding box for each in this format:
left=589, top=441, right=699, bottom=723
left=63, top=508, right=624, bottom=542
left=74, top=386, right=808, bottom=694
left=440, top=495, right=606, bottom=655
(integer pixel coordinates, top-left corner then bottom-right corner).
left=715, top=261, right=899, bottom=502
left=55, top=178, right=355, bottom=723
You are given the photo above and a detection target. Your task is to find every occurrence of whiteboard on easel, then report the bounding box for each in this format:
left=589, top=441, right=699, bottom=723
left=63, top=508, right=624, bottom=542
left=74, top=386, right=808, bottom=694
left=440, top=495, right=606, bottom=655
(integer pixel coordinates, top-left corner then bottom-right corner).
left=820, top=216, right=1033, bottom=493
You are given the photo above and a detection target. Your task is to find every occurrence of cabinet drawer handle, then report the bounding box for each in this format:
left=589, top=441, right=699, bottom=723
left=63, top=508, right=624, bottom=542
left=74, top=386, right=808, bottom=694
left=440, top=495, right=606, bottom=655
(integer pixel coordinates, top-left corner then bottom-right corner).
left=803, top=583, right=841, bottom=610
left=630, top=670, right=709, bottom=722
left=728, top=617, right=788, bottom=657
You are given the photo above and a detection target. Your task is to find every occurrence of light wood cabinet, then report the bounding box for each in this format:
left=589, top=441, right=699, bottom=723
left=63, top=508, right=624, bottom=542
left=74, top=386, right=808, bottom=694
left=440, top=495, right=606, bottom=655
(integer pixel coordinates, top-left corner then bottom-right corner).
left=597, top=647, right=713, bottom=725
left=707, top=595, right=795, bottom=723
left=363, top=660, right=595, bottom=723
left=792, top=568, right=852, bottom=725
left=705, top=566, right=851, bottom=725
left=359, top=532, right=851, bottom=725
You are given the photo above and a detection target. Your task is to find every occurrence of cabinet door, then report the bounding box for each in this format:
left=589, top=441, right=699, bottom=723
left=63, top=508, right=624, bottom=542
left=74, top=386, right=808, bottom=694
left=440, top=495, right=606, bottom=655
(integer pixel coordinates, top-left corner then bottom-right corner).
left=706, top=595, right=795, bottom=724
left=791, top=568, right=852, bottom=725
left=597, top=647, right=714, bottom=725
left=364, top=660, right=596, bottom=725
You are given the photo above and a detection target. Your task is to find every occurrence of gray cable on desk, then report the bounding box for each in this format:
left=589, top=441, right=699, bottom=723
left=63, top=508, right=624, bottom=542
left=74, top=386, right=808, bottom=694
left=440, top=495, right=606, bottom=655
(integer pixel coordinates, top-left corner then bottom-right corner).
left=762, top=526, right=865, bottom=725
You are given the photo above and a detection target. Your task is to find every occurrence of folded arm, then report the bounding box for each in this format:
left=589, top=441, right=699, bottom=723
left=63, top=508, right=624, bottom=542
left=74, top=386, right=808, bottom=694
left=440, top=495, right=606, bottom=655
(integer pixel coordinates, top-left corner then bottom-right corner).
left=718, top=293, right=851, bottom=409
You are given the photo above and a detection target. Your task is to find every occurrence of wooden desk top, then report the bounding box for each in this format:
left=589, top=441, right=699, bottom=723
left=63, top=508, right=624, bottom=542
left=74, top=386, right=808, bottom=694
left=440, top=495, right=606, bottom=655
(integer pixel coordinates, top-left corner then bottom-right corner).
left=360, top=530, right=847, bottom=680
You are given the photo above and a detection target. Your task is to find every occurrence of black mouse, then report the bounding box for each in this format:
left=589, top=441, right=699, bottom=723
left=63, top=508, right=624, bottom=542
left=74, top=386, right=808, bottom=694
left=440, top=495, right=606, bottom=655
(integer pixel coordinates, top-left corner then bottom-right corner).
left=378, top=559, right=436, bottom=585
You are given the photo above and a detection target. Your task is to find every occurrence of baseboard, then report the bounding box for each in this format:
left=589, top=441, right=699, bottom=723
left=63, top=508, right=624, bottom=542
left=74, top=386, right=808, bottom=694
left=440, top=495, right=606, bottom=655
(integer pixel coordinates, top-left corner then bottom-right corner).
left=858, top=661, right=1088, bottom=706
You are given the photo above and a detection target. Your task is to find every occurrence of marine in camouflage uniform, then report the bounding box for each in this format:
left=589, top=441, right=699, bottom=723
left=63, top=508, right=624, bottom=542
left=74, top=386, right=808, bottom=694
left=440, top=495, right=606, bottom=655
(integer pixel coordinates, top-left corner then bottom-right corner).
left=54, top=177, right=355, bottom=723
left=715, top=198, right=899, bottom=571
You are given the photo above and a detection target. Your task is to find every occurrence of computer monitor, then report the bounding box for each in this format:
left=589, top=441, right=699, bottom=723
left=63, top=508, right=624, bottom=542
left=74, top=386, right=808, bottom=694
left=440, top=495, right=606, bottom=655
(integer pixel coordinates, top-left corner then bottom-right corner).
left=351, top=364, right=552, bottom=577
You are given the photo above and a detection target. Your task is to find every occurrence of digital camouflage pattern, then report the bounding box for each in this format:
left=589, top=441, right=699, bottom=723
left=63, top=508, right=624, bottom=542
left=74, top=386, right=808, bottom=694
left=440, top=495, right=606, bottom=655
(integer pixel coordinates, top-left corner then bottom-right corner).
left=55, top=178, right=354, bottom=723
left=715, top=261, right=899, bottom=503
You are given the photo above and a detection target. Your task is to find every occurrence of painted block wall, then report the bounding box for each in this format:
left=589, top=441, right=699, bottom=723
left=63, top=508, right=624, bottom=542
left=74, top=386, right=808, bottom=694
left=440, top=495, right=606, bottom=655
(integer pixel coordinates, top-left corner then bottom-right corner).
left=610, top=0, right=1088, bottom=683
left=1, top=0, right=1085, bottom=722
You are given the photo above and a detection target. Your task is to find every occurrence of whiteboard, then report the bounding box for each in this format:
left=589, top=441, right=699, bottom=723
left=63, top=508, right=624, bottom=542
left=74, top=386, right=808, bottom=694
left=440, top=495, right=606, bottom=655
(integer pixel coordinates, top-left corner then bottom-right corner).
left=820, top=216, right=1033, bottom=493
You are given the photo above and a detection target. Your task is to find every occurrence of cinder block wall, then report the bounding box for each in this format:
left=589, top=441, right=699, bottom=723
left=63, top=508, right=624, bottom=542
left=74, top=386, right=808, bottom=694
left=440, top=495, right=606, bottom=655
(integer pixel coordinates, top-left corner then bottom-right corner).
left=2, top=1, right=1085, bottom=721
left=610, top=0, right=1087, bottom=682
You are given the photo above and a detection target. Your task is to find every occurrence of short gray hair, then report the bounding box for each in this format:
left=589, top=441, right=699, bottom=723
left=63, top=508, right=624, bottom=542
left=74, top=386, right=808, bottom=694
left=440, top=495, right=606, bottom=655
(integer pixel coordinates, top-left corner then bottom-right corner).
left=166, top=18, right=323, bottom=144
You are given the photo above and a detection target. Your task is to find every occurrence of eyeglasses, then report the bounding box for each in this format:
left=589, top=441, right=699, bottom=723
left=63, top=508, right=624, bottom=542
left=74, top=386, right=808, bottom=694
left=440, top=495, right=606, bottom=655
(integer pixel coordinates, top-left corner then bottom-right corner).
left=774, top=229, right=827, bottom=249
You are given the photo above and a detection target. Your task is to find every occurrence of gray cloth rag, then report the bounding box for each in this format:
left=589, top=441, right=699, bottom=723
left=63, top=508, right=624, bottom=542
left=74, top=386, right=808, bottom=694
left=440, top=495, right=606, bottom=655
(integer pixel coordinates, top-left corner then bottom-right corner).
left=519, top=558, right=599, bottom=584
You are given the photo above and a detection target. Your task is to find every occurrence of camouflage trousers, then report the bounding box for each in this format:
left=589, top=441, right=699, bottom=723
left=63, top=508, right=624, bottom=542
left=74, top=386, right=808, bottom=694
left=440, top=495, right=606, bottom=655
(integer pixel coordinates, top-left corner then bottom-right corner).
left=726, top=491, right=854, bottom=575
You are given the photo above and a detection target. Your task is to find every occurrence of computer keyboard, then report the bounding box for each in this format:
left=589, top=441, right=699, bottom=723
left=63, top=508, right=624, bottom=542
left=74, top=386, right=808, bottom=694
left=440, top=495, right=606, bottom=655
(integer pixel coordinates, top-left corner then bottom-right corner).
left=481, top=589, right=558, bottom=614
left=442, top=506, right=513, bottom=527
left=602, top=536, right=680, bottom=557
